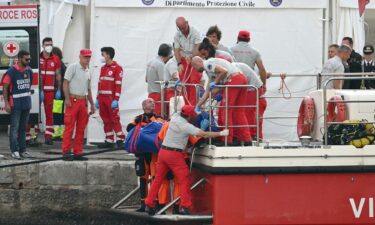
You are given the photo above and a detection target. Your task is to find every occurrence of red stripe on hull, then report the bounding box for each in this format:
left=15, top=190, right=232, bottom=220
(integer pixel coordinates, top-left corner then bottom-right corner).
left=191, top=170, right=375, bottom=225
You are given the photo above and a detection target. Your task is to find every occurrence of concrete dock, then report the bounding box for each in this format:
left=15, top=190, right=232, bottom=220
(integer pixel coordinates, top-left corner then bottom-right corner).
left=0, top=132, right=142, bottom=225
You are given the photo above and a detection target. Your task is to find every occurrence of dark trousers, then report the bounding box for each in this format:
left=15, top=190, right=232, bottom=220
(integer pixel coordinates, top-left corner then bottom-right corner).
left=10, top=108, right=30, bottom=153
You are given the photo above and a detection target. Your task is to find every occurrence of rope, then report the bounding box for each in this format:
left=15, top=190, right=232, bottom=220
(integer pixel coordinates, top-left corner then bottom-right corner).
left=278, top=73, right=292, bottom=100
left=0, top=147, right=123, bottom=169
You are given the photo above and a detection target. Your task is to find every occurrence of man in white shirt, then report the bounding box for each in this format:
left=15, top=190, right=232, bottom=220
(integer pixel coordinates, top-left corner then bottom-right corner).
left=321, top=45, right=351, bottom=89
left=174, top=17, right=202, bottom=106
left=62, top=49, right=95, bottom=160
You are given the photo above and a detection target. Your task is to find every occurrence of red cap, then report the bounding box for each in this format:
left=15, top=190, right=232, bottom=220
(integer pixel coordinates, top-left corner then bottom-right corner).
left=181, top=105, right=197, bottom=117
left=80, top=49, right=92, bottom=57
left=238, top=30, right=250, bottom=39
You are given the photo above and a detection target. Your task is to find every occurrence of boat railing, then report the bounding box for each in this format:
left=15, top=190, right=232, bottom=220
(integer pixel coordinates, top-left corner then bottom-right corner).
left=155, top=81, right=203, bottom=119
left=322, top=75, right=375, bottom=147
left=208, top=84, right=260, bottom=146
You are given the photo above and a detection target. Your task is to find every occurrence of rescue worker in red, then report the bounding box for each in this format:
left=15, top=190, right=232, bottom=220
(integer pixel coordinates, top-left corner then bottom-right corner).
left=145, top=105, right=228, bottom=215
left=62, top=49, right=95, bottom=161
left=146, top=44, right=173, bottom=117
left=126, top=98, right=164, bottom=212
left=95, top=47, right=125, bottom=148
left=231, top=30, right=267, bottom=90
left=40, top=37, right=62, bottom=145
left=193, top=56, right=252, bottom=146
left=174, top=17, right=203, bottom=106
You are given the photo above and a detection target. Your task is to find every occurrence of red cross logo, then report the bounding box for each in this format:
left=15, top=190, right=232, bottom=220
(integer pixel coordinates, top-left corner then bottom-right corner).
left=3, top=41, right=19, bottom=58
left=7, top=44, right=16, bottom=53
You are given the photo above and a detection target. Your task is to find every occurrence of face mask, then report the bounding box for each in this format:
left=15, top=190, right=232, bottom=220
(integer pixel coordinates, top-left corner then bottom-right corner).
left=44, top=46, right=53, bottom=53
left=100, top=56, right=106, bottom=63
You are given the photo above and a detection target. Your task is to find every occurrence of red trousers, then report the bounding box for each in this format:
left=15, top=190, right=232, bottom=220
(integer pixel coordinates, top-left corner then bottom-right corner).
left=62, top=97, right=89, bottom=154
left=145, top=148, right=191, bottom=208
left=246, top=87, right=267, bottom=139
left=98, top=96, right=125, bottom=142
left=218, top=74, right=251, bottom=143
left=44, top=91, right=54, bottom=138
left=180, top=57, right=202, bottom=106
left=148, top=93, right=161, bottom=116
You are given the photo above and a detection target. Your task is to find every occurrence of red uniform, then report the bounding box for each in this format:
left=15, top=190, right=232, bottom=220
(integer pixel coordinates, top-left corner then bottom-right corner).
left=145, top=106, right=200, bottom=210
left=97, top=61, right=125, bottom=143
left=218, top=73, right=251, bottom=143
left=180, top=57, right=202, bottom=106
left=62, top=97, right=89, bottom=155
left=246, top=86, right=267, bottom=139
left=40, top=53, right=61, bottom=139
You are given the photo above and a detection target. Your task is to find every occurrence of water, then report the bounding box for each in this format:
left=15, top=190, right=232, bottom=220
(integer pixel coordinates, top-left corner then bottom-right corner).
left=0, top=209, right=149, bottom=225
left=0, top=209, right=211, bottom=225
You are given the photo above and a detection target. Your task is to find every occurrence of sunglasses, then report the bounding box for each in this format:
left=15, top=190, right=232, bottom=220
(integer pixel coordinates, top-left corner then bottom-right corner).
left=24, top=58, right=31, bottom=61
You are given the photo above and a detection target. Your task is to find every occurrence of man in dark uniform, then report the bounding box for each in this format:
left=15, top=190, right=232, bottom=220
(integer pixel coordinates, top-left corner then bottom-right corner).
left=126, top=98, right=164, bottom=212
left=341, top=37, right=363, bottom=89
left=362, top=44, right=375, bottom=89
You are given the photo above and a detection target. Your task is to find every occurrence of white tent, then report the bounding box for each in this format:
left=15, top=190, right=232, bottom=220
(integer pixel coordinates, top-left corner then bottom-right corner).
left=88, top=0, right=327, bottom=142
left=3, top=0, right=369, bottom=143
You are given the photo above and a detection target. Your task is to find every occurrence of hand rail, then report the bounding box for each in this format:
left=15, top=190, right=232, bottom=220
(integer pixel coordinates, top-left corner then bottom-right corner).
left=155, top=178, right=206, bottom=215
left=207, top=84, right=259, bottom=146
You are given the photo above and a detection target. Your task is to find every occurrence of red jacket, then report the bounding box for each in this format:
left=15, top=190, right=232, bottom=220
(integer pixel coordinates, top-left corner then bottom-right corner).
left=40, top=53, right=61, bottom=92
left=98, top=61, right=123, bottom=100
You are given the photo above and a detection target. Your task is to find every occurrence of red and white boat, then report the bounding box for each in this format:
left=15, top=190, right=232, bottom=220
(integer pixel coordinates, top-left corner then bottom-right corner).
left=112, top=81, right=375, bottom=225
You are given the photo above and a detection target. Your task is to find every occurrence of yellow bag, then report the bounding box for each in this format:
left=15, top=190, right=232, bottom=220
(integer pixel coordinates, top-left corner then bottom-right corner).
left=53, top=99, right=64, bottom=114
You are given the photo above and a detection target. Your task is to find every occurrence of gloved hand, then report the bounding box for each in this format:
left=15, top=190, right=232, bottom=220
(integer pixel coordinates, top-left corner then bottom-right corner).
left=55, top=90, right=61, bottom=99
left=214, top=94, right=223, bottom=102
left=174, top=79, right=181, bottom=87
left=40, top=90, right=44, bottom=103
left=200, top=119, right=209, bottom=131
left=195, top=106, right=201, bottom=114
left=219, top=129, right=229, bottom=136
left=95, top=99, right=99, bottom=109
left=209, top=81, right=216, bottom=89
left=111, top=100, right=119, bottom=109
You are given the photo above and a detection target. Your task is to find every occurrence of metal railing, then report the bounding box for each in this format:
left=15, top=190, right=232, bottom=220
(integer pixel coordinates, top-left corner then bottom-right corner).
left=207, top=84, right=260, bottom=146
left=154, top=81, right=203, bottom=118
left=322, top=75, right=375, bottom=146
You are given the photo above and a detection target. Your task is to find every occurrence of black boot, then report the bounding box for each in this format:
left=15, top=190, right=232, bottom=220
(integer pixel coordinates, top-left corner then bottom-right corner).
left=62, top=151, right=74, bottom=161
left=45, top=138, right=54, bottom=145
left=244, top=141, right=252, bottom=146
left=116, top=140, right=124, bottom=148
left=179, top=207, right=191, bottom=215
left=172, top=204, right=180, bottom=214
left=145, top=205, right=155, bottom=216
left=98, top=141, right=114, bottom=148
left=73, top=154, right=88, bottom=161
left=156, top=203, right=166, bottom=215
left=136, top=200, right=145, bottom=212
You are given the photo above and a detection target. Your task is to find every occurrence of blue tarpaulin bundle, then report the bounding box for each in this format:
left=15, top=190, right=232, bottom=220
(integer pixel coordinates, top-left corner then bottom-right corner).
left=124, top=121, right=163, bottom=153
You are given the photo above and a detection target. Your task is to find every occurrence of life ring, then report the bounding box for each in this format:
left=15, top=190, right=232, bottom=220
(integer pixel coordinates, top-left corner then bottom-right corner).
left=297, top=96, right=315, bottom=137
left=327, top=95, right=347, bottom=124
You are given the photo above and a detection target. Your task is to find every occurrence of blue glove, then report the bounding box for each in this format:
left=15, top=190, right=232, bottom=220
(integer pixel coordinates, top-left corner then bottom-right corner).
left=200, top=119, right=209, bottom=131
left=214, top=94, right=223, bottom=102
left=174, top=79, right=181, bottom=87
left=55, top=90, right=61, bottom=99
left=209, top=81, right=216, bottom=89
left=111, top=100, right=119, bottom=109
left=95, top=99, right=99, bottom=109
left=40, top=90, right=44, bottom=103
left=199, top=89, right=205, bottom=98
left=195, top=106, right=201, bottom=114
